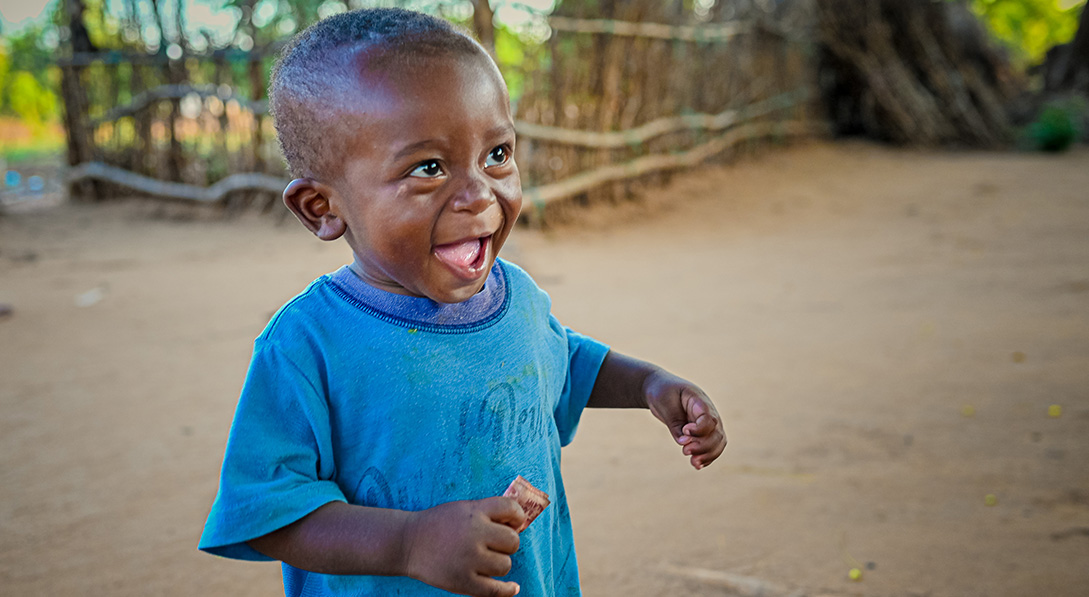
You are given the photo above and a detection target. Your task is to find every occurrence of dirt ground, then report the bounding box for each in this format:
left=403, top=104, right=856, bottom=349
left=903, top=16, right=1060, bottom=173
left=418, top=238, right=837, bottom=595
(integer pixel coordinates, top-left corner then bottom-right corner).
left=1, top=141, right=1087, bottom=596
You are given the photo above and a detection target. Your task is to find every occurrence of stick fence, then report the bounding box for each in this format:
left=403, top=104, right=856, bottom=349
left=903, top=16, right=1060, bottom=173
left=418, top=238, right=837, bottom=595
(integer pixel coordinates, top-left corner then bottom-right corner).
left=60, top=1, right=821, bottom=223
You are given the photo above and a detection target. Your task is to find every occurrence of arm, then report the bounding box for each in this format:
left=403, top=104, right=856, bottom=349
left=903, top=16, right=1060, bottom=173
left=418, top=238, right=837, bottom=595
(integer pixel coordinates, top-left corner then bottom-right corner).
left=586, top=350, right=727, bottom=469
left=249, top=498, right=526, bottom=597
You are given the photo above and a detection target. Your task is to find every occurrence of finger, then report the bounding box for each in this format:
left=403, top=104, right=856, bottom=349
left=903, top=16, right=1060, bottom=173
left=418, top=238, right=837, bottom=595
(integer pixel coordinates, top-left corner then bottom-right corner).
left=481, top=497, right=528, bottom=530
left=685, top=424, right=727, bottom=452
left=681, top=412, right=717, bottom=437
left=692, top=434, right=727, bottom=469
left=686, top=435, right=726, bottom=460
left=681, top=434, right=709, bottom=456
left=470, top=576, right=520, bottom=597
left=484, top=524, right=521, bottom=555
left=682, top=421, right=725, bottom=451
left=476, top=550, right=514, bottom=577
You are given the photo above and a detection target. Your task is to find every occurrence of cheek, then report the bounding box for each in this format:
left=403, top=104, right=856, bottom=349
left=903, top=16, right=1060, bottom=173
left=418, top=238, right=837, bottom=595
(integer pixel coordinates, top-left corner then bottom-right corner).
left=362, top=205, right=433, bottom=256
left=506, top=195, right=523, bottom=225
left=498, top=171, right=523, bottom=220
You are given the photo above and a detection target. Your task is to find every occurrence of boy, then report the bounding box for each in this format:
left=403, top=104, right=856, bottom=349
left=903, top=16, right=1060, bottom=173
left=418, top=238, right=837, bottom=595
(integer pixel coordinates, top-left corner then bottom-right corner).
left=199, top=8, right=726, bottom=597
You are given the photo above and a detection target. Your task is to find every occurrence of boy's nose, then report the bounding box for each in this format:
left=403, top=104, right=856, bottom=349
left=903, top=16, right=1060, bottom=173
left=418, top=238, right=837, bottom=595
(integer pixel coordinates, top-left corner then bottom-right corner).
left=451, top=173, right=496, bottom=214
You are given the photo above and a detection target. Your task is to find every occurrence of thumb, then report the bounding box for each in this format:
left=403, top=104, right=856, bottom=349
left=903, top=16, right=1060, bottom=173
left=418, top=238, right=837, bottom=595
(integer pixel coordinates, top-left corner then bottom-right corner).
left=679, top=391, right=711, bottom=437
left=663, top=391, right=693, bottom=439
left=684, top=390, right=708, bottom=419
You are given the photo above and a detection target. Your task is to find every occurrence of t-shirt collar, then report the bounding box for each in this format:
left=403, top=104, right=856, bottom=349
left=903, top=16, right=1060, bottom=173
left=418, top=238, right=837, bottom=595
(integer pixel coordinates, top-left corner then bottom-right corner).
left=326, top=260, right=509, bottom=332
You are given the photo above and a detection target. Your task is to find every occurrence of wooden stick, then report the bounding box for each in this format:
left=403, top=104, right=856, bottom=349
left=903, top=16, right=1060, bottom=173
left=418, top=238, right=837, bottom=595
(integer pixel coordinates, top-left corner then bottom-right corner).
left=67, top=162, right=288, bottom=203
left=515, top=89, right=807, bottom=148
left=523, top=119, right=823, bottom=210
left=549, top=15, right=756, bottom=42
left=90, top=84, right=268, bottom=128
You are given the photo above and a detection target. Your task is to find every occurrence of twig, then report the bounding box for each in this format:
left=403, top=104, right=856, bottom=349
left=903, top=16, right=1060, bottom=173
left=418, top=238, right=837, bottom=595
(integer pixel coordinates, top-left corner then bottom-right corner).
left=548, top=15, right=797, bottom=43
left=515, top=89, right=807, bottom=148
left=662, top=564, right=811, bottom=597
left=66, top=162, right=288, bottom=203
left=523, top=120, right=823, bottom=211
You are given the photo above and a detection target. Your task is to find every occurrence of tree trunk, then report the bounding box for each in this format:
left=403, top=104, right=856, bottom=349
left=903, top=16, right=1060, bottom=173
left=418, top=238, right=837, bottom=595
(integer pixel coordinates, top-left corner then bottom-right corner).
left=62, top=0, right=98, bottom=200
left=1048, top=3, right=1089, bottom=92
left=470, top=0, right=495, bottom=58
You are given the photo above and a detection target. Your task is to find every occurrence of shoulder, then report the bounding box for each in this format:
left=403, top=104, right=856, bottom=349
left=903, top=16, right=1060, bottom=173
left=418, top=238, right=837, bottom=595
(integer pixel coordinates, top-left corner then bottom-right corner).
left=257, top=273, right=367, bottom=346
left=497, top=258, right=548, bottom=302
left=496, top=258, right=560, bottom=335
left=497, top=257, right=533, bottom=282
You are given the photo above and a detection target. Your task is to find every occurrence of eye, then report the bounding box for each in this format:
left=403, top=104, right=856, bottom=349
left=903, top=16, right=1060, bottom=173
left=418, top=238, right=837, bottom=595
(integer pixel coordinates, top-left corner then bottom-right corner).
left=484, top=146, right=510, bottom=168
left=409, top=160, right=443, bottom=178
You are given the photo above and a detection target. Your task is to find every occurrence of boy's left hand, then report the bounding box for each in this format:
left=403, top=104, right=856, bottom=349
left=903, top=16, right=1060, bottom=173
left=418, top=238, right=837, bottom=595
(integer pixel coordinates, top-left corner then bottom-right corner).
left=643, top=370, right=726, bottom=470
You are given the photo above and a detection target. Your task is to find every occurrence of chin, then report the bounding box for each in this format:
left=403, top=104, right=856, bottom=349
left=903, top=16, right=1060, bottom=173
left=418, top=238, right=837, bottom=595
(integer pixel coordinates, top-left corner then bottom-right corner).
left=426, top=254, right=496, bottom=303
left=416, top=273, right=485, bottom=304
left=438, top=278, right=489, bottom=304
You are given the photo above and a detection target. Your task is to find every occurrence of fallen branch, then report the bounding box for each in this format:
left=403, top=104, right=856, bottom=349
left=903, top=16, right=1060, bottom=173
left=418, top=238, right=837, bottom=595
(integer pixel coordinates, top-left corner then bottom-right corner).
left=67, top=162, right=288, bottom=203
left=523, top=119, right=823, bottom=212
left=548, top=15, right=752, bottom=42
left=515, top=89, right=807, bottom=148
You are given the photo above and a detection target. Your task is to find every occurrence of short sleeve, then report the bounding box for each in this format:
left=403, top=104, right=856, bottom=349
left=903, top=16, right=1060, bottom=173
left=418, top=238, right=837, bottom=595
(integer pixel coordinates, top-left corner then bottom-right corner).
left=553, top=322, right=610, bottom=446
left=198, top=340, right=347, bottom=560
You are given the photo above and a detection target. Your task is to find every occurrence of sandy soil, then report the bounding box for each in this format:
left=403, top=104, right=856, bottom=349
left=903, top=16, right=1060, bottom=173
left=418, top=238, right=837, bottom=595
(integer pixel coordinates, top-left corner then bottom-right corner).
left=1, top=141, right=1087, bottom=596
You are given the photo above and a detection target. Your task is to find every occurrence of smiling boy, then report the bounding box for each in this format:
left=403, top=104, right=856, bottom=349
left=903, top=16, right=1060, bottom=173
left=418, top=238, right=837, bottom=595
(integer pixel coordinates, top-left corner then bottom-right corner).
left=199, top=8, right=726, bottom=597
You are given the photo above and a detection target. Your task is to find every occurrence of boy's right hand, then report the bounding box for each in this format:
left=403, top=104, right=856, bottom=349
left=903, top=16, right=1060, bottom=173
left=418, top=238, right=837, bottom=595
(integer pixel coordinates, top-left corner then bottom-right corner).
left=402, top=497, right=527, bottom=597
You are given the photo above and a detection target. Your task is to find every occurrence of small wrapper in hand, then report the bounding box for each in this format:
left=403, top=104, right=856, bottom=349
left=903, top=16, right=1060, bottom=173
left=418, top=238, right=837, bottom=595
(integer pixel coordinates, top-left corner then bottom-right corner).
left=503, top=475, right=550, bottom=532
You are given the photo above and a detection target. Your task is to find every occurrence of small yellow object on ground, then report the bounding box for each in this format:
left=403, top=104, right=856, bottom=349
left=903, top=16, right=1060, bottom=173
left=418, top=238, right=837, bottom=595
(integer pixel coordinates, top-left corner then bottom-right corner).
left=985, top=494, right=998, bottom=507
left=848, top=568, right=862, bottom=581
left=1048, top=404, right=1062, bottom=418
left=961, top=405, right=975, bottom=417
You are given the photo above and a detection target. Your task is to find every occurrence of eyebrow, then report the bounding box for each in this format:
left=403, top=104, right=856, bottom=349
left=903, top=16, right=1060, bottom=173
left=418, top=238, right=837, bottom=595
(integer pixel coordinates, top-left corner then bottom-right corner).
left=492, top=124, right=517, bottom=144
left=392, top=139, right=439, bottom=162
left=391, top=124, right=518, bottom=162
left=490, top=123, right=517, bottom=140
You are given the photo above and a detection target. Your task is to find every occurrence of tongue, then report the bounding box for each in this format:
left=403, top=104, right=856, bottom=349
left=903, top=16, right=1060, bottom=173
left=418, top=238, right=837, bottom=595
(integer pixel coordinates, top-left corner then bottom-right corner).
left=434, top=238, right=482, bottom=268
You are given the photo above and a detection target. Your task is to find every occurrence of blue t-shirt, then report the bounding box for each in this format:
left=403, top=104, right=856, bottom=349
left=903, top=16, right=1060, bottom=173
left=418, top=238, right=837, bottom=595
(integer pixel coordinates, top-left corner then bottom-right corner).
left=199, top=259, right=610, bottom=596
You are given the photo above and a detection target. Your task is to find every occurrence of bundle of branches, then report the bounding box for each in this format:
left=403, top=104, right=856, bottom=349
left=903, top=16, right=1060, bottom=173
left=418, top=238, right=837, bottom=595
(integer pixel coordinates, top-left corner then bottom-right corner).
left=1042, top=4, right=1089, bottom=94
left=816, top=0, right=1013, bottom=147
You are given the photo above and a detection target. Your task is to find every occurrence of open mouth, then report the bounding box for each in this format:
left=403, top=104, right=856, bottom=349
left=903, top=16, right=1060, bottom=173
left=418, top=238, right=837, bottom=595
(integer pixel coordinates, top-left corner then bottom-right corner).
left=432, top=234, right=491, bottom=279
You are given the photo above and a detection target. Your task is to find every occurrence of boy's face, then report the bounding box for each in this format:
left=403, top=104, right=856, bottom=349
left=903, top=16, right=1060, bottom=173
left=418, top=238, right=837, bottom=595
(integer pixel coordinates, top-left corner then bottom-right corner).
left=320, top=50, right=522, bottom=304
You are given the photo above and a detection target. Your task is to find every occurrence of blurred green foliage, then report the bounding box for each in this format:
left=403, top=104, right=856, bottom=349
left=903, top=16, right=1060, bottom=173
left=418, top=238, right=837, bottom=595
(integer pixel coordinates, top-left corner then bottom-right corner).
left=0, top=21, right=65, bottom=163
left=7, top=71, right=58, bottom=124
left=1025, top=98, right=1085, bottom=151
left=968, top=0, right=1085, bottom=64
left=0, top=23, right=61, bottom=125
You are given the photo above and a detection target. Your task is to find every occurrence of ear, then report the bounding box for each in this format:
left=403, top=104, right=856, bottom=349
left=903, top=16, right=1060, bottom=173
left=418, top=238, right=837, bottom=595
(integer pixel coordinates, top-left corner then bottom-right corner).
left=283, top=178, right=346, bottom=241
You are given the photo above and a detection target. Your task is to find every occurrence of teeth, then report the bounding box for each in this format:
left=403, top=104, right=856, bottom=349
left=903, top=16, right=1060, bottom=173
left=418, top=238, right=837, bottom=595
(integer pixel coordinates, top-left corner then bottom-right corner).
left=434, top=237, right=482, bottom=269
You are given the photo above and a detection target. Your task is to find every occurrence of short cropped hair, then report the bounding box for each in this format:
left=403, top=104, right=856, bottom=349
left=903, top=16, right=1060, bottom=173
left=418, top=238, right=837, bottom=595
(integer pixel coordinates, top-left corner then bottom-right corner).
left=270, top=8, right=485, bottom=179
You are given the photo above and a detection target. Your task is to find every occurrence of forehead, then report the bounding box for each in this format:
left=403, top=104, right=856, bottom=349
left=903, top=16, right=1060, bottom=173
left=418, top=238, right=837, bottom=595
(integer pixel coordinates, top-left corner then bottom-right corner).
left=307, top=47, right=513, bottom=175
left=344, top=48, right=503, bottom=113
